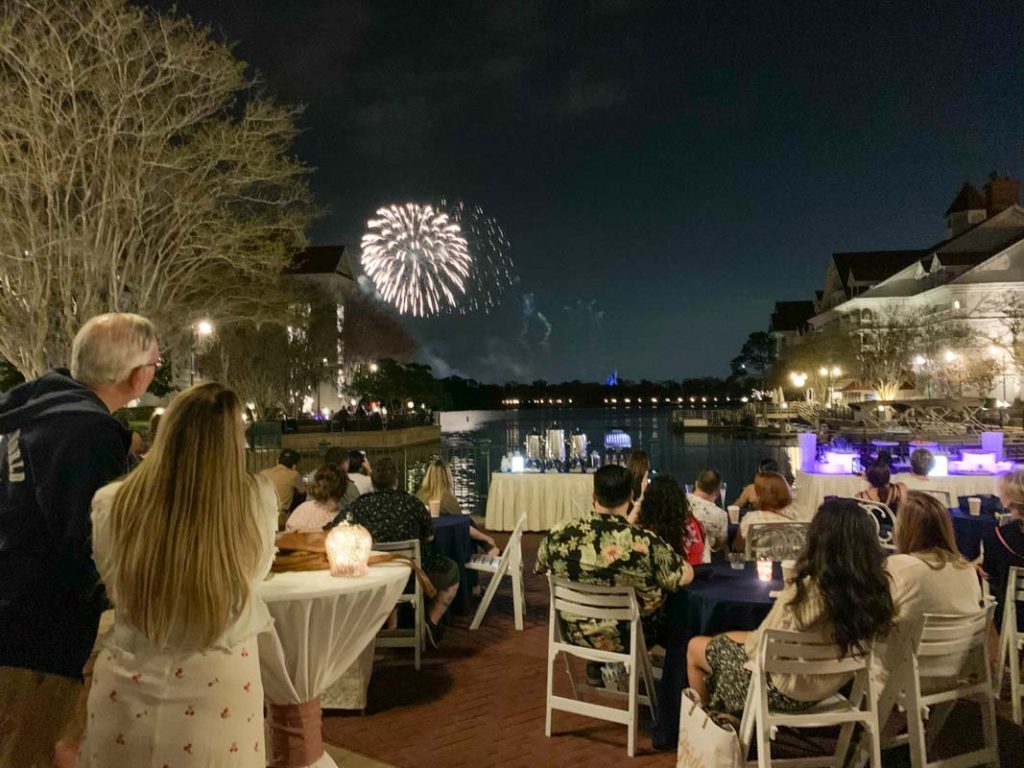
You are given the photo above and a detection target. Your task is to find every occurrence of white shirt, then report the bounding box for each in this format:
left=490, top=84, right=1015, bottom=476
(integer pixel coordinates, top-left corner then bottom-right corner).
left=91, top=476, right=278, bottom=652
left=348, top=472, right=373, bottom=495
left=686, top=494, right=728, bottom=552
left=874, top=552, right=983, bottom=709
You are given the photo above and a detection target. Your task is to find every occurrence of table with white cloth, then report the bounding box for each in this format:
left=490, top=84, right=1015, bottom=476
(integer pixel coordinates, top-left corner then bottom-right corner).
left=794, top=469, right=1002, bottom=517
left=257, top=563, right=410, bottom=768
left=485, top=471, right=596, bottom=531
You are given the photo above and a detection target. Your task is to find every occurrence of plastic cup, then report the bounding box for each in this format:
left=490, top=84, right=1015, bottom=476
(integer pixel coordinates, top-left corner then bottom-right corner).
left=727, top=505, right=741, bottom=524
left=429, top=500, right=441, bottom=518
left=781, top=559, right=796, bottom=583
left=968, top=497, right=982, bottom=516
left=727, top=552, right=745, bottom=570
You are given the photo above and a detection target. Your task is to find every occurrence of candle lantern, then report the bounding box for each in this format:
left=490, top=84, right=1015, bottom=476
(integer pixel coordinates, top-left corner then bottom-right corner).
left=756, top=559, right=773, bottom=583
left=325, top=515, right=372, bottom=577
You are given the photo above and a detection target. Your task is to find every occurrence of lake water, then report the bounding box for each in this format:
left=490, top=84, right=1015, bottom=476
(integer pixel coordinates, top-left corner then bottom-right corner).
left=439, top=408, right=797, bottom=514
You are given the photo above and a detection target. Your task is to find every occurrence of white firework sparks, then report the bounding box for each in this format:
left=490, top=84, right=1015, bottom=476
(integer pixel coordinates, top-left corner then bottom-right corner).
left=440, top=200, right=516, bottom=314
left=360, top=203, right=472, bottom=317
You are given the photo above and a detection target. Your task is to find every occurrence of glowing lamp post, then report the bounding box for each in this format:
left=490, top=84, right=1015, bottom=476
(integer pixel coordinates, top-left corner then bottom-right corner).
left=189, top=319, right=215, bottom=386
left=325, top=516, right=373, bottom=577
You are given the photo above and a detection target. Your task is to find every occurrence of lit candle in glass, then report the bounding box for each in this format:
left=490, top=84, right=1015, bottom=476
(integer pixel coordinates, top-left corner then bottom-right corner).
left=325, top=516, right=373, bottom=577
left=757, top=559, right=773, bottom=583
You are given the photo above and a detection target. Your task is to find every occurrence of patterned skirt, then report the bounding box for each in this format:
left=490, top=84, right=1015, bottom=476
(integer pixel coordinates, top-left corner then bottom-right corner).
left=82, top=638, right=264, bottom=767
left=705, top=635, right=814, bottom=716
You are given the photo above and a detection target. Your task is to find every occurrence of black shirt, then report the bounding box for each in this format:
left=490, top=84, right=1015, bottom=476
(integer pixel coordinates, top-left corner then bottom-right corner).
left=982, top=518, right=1024, bottom=631
left=340, top=488, right=447, bottom=574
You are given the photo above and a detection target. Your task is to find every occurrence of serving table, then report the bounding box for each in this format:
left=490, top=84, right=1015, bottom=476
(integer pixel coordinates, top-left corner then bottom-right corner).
left=485, top=471, right=595, bottom=531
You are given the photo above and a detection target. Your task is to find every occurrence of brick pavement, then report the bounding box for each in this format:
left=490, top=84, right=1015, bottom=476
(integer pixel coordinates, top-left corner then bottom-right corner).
left=322, top=531, right=1024, bottom=767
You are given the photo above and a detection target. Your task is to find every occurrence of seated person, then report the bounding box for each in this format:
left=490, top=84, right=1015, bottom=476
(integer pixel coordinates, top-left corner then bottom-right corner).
left=535, top=465, right=693, bottom=655
left=416, top=458, right=499, bottom=555
left=636, top=474, right=706, bottom=565
left=983, top=468, right=1024, bottom=633
left=685, top=468, right=729, bottom=553
left=285, top=464, right=357, bottom=532
left=626, top=450, right=651, bottom=517
left=731, top=458, right=780, bottom=510
left=873, top=491, right=983, bottom=727
left=260, top=448, right=307, bottom=528
left=732, top=471, right=799, bottom=553
left=333, top=458, right=459, bottom=646
left=687, top=499, right=895, bottom=714
left=347, top=449, right=373, bottom=495
left=905, top=448, right=935, bottom=485
left=856, top=461, right=907, bottom=513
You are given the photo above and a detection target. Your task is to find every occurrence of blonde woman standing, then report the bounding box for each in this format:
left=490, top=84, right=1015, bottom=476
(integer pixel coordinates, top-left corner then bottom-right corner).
left=84, top=383, right=276, bottom=767
left=416, top=459, right=499, bottom=555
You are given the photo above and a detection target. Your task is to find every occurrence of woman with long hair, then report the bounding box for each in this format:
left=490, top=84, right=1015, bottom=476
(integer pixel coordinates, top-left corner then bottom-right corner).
left=732, top=470, right=798, bottom=553
left=636, top=474, right=706, bottom=565
left=415, top=458, right=499, bottom=555
left=84, top=383, right=277, bottom=766
left=983, top=468, right=1024, bottom=633
left=687, top=499, right=894, bottom=714
left=856, top=461, right=907, bottom=513
left=285, top=463, right=357, bottom=532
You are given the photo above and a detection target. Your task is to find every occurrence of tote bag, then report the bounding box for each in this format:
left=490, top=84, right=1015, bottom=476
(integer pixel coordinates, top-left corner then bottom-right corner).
left=676, top=689, right=743, bottom=768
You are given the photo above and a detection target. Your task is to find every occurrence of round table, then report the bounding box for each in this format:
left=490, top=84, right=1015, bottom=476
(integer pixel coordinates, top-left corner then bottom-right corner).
left=652, top=561, right=781, bottom=750
left=257, top=563, right=410, bottom=768
left=485, top=471, right=595, bottom=531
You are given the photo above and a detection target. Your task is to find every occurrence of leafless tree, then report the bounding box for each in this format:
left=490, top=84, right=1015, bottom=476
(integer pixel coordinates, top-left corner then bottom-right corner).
left=0, top=0, right=314, bottom=376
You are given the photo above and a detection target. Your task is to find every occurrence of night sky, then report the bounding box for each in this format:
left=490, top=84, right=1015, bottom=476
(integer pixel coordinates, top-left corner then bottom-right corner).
left=151, top=0, right=1024, bottom=384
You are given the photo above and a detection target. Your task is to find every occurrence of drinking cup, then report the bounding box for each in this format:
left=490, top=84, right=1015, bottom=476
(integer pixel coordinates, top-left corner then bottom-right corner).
left=727, top=505, right=741, bottom=524
left=727, top=552, right=745, bottom=571
left=781, top=559, right=797, bottom=583
left=429, top=500, right=441, bottom=518
left=968, top=497, right=982, bottom=516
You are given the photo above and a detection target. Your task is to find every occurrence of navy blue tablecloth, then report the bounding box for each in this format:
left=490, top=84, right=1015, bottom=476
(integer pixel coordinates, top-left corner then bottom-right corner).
left=432, top=514, right=477, bottom=614
left=949, top=507, right=998, bottom=561
left=651, top=561, right=781, bottom=750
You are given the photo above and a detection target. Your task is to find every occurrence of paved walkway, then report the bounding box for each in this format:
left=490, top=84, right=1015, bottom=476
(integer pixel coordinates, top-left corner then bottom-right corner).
left=323, top=532, right=1024, bottom=767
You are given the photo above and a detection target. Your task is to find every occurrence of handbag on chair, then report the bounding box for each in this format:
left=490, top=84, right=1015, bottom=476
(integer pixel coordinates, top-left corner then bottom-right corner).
left=676, top=689, right=743, bottom=768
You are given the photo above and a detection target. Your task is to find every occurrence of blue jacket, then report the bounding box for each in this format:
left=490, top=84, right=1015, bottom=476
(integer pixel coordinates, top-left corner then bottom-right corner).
left=0, top=370, right=130, bottom=679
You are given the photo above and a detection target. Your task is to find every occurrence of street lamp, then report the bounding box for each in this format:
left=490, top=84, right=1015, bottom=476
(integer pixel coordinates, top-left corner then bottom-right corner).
left=189, top=318, right=214, bottom=386
left=368, top=362, right=379, bottom=373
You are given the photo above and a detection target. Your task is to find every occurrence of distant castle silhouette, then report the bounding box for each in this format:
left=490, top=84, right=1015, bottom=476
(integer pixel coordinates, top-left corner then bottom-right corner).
left=605, top=369, right=619, bottom=386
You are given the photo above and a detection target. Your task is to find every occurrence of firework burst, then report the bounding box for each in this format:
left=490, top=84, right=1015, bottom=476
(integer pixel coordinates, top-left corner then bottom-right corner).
left=360, top=203, right=472, bottom=317
left=440, top=200, right=516, bottom=314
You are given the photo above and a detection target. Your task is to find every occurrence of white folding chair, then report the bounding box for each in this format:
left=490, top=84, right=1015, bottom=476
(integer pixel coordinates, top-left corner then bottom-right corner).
left=996, top=565, right=1024, bottom=724
left=466, top=512, right=527, bottom=630
left=545, top=576, right=657, bottom=757
left=738, top=629, right=882, bottom=768
left=854, top=499, right=897, bottom=551
left=745, top=522, right=810, bottom=561
left=374, top=539, right=423, bottom=671
left=893, top=607, right=999, bottom=768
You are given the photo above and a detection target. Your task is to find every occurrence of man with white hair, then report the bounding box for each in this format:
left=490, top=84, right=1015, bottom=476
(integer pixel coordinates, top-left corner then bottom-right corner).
left=0, top=313, right=159, bottom=768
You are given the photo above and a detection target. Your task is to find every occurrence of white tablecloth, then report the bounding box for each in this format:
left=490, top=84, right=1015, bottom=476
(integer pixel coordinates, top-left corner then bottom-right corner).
left=257, top=563, right=409, bottom=767
left=794, top=470, right=1002, bottom=517
left=485, top=471, right=595, bottom=531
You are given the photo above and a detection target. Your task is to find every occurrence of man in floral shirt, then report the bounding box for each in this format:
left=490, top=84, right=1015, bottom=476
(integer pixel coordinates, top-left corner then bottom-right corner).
left=536, top=465, right=693, bottom=654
